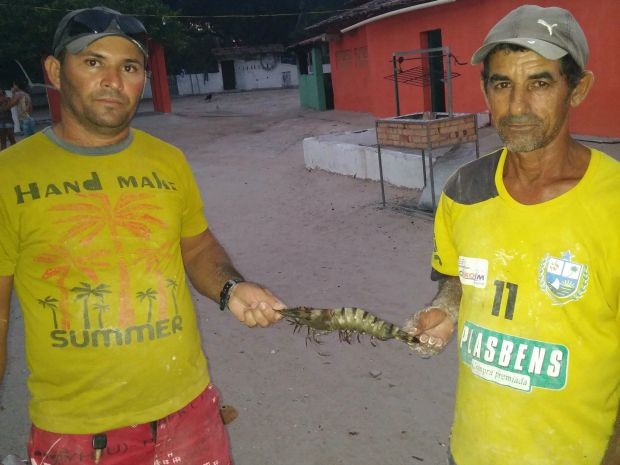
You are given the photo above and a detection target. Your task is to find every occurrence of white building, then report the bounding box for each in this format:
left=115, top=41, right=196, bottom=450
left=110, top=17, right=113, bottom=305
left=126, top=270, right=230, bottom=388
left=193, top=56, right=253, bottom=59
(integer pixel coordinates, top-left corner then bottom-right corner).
left=169, top=44, right=298, bottom=97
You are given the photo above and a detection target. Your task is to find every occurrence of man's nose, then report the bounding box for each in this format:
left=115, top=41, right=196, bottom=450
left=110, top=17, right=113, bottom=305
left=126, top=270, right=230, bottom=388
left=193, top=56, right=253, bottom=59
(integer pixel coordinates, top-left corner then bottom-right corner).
left=101, top=68, right=123, bottom=89
left=509, top=86, right=530, bottom=115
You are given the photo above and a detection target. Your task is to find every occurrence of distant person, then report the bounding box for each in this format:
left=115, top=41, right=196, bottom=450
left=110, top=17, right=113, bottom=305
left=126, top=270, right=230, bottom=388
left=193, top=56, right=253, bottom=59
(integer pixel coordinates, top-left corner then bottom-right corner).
left=0, top=6, right=284, bottom=464
left=404, top=5, right=619, bottom=465
left=0, top=90, right=16, bottom=149
left=11, top=81, right=35, bottom=136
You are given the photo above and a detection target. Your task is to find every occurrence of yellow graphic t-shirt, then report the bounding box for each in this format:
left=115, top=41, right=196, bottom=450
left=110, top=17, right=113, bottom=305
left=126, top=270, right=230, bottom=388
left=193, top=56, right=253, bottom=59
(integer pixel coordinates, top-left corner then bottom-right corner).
left=433, top=148, right=620, bottom=465
left=0, top=128, right=210, bottom=433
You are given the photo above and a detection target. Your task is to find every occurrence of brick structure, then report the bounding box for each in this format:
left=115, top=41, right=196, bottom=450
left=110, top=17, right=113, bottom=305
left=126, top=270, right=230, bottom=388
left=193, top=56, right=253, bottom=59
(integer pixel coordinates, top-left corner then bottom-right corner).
left=375, top=112, right=479, bottom=210
left=376, top=112, right=477, bottom=150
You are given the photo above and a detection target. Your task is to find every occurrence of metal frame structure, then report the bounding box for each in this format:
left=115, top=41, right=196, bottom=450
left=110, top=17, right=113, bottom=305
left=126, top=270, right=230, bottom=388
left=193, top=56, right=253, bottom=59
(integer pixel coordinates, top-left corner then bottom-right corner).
left=377, top=113, right=479, bottom=211
left=376, top=46, right=479, bottom=212
left=391, top=46, right=454, bottom=117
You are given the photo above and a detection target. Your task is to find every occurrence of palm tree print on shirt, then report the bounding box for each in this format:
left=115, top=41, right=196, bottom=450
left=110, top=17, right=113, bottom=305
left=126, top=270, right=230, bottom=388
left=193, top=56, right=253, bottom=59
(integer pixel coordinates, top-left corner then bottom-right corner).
left=135, top=239, right=176, bottom=320
left=93, top=301, right=110, bottom=329
left=38, top=296, right=60, bottom=330
left=70, top=283, right=111, bottom=330
left=166, top=279, right=179, bottom=315
left=136, top=288, right=158, bottom=323
left=40, top=192, right=169, bottom=327
left=35, top=245, right=110, bottom=329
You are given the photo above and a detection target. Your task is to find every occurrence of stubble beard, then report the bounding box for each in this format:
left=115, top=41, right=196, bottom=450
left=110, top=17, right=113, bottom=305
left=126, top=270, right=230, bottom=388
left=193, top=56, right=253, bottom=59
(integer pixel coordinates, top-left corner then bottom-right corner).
left=61, top=72, right=138, bottom=137
left=496, top=114, right=557, bottom=153
left=79, top=99, right=137, bottom=136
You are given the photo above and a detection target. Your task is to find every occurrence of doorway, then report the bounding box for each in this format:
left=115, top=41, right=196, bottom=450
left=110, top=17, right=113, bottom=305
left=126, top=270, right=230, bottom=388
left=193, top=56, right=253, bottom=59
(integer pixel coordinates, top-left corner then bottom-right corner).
left=422, top=29, right=446, bottom=113
left=221, top=60, right=236, bottom=90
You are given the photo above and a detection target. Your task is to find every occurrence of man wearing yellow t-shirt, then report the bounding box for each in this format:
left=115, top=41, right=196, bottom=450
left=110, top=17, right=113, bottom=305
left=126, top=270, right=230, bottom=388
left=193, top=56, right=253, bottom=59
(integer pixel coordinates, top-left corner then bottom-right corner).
left=0, top=7, right=285, bottom=464
left=404, top=5, right=620, bottom=465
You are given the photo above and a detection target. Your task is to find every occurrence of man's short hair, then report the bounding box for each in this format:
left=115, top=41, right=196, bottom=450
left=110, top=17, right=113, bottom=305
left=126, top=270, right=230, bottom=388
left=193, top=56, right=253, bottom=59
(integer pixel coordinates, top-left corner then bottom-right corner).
left=481, top=43, right=585, bottom=91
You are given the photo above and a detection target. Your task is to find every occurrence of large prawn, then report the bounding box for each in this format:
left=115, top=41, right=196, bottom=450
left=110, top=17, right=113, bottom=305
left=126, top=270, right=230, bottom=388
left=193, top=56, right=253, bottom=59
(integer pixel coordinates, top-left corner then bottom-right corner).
left=279, top=306, right=420, bottom=348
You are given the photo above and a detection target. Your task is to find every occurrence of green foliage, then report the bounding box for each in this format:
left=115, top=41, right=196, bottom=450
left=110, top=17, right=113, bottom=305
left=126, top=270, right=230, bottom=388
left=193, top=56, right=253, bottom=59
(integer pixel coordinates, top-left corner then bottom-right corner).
left=0, top=0, right=178, bottom=87
left=164, top=0, right=349, bottom=72
left=207, top=0, right=349, bottom=43
left=0, top=0, right=348, bottom=85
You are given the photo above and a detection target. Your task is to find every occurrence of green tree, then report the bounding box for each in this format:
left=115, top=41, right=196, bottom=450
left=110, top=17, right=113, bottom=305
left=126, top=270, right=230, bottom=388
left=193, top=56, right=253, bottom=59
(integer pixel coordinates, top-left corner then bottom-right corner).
left=230, top=0, right=349, bottom=43
left=162, top=0, right=348, bottom=72
left=0, top=0, right=349, bottom=89
left=0, top=0, right=182, bottom=88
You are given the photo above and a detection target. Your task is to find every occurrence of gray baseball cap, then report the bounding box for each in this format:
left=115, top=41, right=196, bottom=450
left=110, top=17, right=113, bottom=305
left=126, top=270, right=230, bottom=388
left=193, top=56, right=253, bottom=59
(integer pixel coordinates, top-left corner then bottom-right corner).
left=52, top=6, right=148, bottom=58
left=471, top=5, right=588, bottom=69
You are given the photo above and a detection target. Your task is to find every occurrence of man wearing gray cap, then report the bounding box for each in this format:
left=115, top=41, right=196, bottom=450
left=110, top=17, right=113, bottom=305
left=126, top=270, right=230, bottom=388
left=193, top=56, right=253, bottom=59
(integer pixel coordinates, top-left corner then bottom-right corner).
left=404, top=5, right=619, bottom=465
left=0, top=6, right=285, bottom=464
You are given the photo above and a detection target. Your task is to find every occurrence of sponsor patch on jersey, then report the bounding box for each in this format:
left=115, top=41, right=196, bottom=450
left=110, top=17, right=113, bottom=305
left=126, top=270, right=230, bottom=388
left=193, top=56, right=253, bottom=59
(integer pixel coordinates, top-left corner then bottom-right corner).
left=538, top=251, right=588, bottom=305
left=460, top=321, right=568, bottom=392
left=458, top=256, right=488, bottom=288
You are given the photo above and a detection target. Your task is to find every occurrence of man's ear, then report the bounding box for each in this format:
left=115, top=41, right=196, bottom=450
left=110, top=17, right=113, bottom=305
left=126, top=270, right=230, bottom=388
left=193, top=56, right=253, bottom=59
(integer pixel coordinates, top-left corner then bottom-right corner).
left=570, top=70, right=594, bottom=107
left=43, top=55, right=61, bottom=90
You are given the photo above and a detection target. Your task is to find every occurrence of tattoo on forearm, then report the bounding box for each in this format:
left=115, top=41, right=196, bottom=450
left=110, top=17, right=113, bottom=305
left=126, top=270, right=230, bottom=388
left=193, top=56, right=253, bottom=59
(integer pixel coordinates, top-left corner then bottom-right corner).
left=215, top=263, right=243, bottom=285
left=430, top=277, right=462, bottom=323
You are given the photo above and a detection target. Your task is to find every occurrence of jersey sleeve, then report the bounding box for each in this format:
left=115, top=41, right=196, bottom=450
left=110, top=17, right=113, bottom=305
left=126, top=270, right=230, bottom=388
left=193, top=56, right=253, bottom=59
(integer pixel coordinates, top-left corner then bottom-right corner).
left=431, top=192, right=459, bottom=279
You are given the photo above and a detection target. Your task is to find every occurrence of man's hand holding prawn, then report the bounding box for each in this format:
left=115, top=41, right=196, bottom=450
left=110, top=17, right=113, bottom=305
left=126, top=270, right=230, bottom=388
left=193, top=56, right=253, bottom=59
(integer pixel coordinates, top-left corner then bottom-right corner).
left=227, top=282, right=285, bottom=328
left=403, top=276, right=461, bottom=356
left=403, top=307, right=455, bottom=356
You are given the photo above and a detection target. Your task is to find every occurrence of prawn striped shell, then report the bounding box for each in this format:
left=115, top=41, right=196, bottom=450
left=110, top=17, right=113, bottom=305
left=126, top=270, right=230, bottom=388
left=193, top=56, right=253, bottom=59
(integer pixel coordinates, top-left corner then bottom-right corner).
left=280, top=306, right=419, bottom=347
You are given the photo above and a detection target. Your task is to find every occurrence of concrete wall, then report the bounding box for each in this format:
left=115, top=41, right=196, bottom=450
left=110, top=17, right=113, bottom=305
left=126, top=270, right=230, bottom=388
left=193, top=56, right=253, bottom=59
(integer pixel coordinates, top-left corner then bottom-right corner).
left=303, top=130, right=425, bottom=189
left=175, top=72, right=223, bottom=96
left=142, top=60, right=299, bottom=99
left=233, top=60, right=298, bottom=91
left=329, top=0, right=620, bottom=137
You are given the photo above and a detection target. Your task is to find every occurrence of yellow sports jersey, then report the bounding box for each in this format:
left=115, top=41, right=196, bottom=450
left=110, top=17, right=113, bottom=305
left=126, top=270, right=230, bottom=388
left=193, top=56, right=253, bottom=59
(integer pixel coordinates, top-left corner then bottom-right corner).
left=433, top=148, right=620, bottom=465
left=0, top=128, right=210, bottom=433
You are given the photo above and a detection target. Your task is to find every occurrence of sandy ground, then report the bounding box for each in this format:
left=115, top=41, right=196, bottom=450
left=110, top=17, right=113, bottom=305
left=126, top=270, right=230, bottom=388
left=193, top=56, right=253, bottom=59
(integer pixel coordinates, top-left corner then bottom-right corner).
left=1, top=89, right=619, bottom=464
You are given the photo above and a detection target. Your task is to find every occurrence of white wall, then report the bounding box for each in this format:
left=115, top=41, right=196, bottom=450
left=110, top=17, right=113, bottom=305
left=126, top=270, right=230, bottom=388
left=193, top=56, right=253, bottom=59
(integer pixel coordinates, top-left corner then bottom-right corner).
left=303, top=132, right=426, bottom=190
left=140, top=58, right=300, bottom=99
left=176, top=72, right=223, bottom=96
left=141, top=72, right=223, bottom=98
left=233, top=60, right=298, bottom=91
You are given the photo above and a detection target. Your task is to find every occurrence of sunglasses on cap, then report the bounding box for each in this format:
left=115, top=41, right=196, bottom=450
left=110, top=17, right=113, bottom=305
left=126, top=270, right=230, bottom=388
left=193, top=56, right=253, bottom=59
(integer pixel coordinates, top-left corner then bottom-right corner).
left=53, top=9, right=148, bottom=57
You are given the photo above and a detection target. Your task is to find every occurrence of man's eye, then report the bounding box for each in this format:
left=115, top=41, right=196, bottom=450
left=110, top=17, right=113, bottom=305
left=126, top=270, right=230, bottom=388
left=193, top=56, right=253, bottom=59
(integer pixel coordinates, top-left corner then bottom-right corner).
left=86, top=59, right=99, bottom=67
left=533, top=81, right=550, bottom=88
left=494, top=82, right=510, bottom=89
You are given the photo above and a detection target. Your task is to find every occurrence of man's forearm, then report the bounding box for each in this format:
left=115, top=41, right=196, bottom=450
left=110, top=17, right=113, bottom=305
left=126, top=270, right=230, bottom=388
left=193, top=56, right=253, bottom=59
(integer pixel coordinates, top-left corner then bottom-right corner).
left=601, top=404, right=620, bottom=465
left=0, top=275, right=13, bottom=385
left=0, top=319, right=7, bottom=384
left=429, top=275, right=462, bottom=323
left=186, top=249, right=243, bottom=302
left=181, top=229, right=244, bottom=302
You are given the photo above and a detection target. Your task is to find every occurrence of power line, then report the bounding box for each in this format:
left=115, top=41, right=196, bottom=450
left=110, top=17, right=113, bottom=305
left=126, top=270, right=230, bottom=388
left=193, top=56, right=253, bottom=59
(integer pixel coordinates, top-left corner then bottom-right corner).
left=173, top=10, right=351, bottom=19
left=0, top=3, right=352, bottom=19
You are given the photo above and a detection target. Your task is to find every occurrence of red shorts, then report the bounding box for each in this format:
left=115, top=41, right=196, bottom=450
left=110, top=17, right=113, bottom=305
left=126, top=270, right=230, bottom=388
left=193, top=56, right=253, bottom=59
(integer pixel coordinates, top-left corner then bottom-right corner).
left=28, top=384, right=232, bottom=465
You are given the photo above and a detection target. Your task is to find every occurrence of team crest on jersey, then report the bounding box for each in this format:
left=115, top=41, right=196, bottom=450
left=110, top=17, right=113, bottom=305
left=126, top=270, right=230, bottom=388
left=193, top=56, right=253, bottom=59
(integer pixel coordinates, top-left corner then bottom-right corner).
left=538, top=251, right=588, bottom=305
